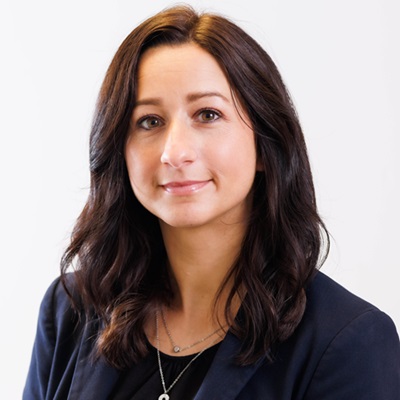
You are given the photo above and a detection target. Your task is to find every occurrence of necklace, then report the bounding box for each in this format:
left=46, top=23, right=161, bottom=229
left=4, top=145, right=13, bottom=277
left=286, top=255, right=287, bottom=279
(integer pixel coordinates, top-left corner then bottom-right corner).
left=155, top=311, right=216, bottom=400
left=160, top=307, right=224, bottom=353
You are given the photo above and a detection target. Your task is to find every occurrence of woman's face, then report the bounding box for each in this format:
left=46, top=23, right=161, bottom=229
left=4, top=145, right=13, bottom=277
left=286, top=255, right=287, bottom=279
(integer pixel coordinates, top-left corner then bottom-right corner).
left=125, top=43, right=258, bottom=229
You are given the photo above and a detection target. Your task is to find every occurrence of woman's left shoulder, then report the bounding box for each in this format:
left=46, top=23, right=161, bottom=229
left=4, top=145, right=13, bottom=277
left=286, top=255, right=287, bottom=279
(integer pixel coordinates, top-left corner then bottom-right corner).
left=234, top=272, right=399, bottom=399
left=248, top=272, right=400, bottom=399
left=304, top=271, right=397, bottom=333
left=290, top=271, right=400, bottom=398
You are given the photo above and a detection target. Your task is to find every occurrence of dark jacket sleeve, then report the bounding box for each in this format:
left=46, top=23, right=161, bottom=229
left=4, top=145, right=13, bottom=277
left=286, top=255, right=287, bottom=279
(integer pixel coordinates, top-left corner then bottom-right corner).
left=23, top=276, right=83, bottom=400
left=304, top=309, right=400, bottom=399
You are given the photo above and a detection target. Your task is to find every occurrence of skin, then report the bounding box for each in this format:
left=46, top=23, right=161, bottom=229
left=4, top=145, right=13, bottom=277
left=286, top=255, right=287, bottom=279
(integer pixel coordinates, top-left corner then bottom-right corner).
left=125, top=43, right=258, bottom=354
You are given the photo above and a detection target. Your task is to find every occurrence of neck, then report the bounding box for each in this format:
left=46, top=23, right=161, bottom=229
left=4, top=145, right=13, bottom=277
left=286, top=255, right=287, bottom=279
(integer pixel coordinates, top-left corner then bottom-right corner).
left=146, top=220, right=245, bottom=355
left=160, top=220, right=246, bottom=319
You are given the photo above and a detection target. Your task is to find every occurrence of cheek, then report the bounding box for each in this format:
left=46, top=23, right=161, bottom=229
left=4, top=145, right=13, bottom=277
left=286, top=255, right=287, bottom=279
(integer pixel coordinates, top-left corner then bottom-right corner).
left=228, top=132, right=257, bottom=173
left=207, top=125, right=256, bottom=165
left=125, top=146, right=146, bottom=189
left=125, top=144, right=161, bottom=201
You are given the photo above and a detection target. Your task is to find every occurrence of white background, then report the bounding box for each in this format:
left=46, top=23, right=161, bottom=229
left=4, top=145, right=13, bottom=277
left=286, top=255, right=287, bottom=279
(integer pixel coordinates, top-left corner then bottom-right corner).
left=1, top=0, right=399, bottom=397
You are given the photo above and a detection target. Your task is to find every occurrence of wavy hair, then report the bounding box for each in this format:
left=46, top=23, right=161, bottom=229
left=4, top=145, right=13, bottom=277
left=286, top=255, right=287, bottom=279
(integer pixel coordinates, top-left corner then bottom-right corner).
left=61, top=5, right=329, bottom=369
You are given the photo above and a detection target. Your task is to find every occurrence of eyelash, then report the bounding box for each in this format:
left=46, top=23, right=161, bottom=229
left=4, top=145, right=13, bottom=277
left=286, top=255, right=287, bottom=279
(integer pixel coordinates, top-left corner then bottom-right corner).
left=136, top=114, right=161, bottom=130
left=196, top=108, right=222, bottom=123
left=136, top=108, right=222, bottom=130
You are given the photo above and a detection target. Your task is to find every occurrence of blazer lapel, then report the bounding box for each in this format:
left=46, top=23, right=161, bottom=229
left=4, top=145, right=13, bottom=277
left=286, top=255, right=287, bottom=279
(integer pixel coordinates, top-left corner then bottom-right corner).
left=194, top=332, right=266, bottom=400
left=67, top=319, right=120, bottom=400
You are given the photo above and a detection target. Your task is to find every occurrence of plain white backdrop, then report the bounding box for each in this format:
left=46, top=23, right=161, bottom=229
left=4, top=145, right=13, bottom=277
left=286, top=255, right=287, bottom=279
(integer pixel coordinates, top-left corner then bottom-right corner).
left=1, top=0, right=399, bottom=397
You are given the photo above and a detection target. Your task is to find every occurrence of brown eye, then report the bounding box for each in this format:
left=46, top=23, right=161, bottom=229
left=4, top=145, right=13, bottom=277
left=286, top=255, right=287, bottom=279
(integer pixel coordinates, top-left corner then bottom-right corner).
left=198, top=109, right=221, bottom=122
left=138, top=116, right=162, bottom=130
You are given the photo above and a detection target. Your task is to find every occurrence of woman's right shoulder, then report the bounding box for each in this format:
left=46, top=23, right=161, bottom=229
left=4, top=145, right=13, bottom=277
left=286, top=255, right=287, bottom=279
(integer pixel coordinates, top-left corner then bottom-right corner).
left=24, top=273, right=97, bottom=399
left=39, top=272, right=85, bottom=334
left=42, top=272, right=78, bottom=305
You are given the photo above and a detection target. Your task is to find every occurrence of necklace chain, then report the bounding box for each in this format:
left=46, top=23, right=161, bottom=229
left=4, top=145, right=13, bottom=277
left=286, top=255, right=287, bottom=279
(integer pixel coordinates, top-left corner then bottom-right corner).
left=160, top=307, right=224, bottom=353
left=155, top=311, right=216, bottom=400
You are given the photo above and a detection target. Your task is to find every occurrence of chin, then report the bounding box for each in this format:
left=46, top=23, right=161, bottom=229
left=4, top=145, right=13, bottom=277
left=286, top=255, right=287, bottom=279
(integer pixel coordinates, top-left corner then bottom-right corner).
left=159, top=217, right=207, bottom=229
left=157, top=209, right=216, bottom=229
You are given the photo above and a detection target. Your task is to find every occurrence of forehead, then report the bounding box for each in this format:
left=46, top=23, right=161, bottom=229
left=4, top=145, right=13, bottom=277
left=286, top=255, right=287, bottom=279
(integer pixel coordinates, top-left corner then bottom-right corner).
left=136, top=43, right=231, bottom=98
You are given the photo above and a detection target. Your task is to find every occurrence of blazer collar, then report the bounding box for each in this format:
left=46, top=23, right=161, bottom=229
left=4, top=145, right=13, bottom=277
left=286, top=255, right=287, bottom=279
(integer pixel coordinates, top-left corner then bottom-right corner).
left=194, top=331, right=266, bottom=400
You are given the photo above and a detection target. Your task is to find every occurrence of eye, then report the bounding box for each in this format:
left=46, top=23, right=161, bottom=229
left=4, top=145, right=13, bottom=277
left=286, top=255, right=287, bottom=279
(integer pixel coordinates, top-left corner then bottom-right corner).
left=137, top=115, right=162, bottom=130
left=197, top=109, right=221, bottom=123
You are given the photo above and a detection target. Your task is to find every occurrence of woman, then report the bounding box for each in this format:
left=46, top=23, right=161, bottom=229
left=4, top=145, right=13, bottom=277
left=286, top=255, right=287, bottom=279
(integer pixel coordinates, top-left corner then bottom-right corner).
left=24, top=5, right=400, bottom=399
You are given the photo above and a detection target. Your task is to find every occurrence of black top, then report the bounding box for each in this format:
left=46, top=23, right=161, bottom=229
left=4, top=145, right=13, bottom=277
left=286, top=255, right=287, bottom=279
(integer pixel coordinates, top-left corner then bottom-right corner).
left=110, top=342, right=221, bottom=399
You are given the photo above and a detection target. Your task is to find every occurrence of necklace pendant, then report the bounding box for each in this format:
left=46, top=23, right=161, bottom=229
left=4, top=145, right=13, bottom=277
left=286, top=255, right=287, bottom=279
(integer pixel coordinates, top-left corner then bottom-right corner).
left=173, top=346, right=181, bottom=353
left=159, top=394, right=170, bottom=400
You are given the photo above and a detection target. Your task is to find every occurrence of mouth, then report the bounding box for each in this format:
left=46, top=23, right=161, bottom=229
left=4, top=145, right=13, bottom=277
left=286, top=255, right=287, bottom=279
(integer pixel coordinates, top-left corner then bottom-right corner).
left=161, top=180, right=211, bottom=195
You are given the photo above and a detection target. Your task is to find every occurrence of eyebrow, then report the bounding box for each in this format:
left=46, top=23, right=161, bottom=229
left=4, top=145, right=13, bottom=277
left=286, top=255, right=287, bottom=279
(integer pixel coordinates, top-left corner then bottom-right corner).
left=134, top=98, right=162, bottom=107
left=186, top=91, right=230, bottom=103
left=134, top=91, right=230, bottom=108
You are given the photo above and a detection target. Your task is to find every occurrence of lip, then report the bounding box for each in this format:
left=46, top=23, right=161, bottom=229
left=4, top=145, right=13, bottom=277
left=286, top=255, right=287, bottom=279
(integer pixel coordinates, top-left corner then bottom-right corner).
left=162, top=180, right=210, bottom=195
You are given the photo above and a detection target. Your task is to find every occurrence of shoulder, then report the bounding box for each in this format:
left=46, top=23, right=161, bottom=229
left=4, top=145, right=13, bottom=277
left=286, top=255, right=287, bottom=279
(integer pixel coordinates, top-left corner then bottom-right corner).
left=24, top=274, right=89, bottom=399
left=242, top=271, right=400, bottom=399
left=297, top=272, right=400, bottom=398
left=304, top=271, right=387, bottom=331
left=39, top=273, right=82, bottom=321
left=35, top=272, right=91, bottom=351
left=289, top=271, right=400, bottom=398
left=299, top=271, right=399, bottom=362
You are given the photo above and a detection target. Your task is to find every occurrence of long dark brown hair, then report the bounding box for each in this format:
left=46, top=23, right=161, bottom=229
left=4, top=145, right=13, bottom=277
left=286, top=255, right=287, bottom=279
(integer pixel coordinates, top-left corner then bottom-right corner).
left=61, top=5, right=329, bottom=369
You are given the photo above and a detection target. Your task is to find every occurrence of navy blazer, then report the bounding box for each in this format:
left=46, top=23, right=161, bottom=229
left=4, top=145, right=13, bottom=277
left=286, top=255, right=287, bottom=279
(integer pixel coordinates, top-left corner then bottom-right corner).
left=24, top=272, right=400, bottom=399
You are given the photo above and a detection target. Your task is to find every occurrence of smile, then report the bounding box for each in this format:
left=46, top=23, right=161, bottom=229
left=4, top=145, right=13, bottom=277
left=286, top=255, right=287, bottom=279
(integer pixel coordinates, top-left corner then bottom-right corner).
left=162, top=180, right=210, bottom=195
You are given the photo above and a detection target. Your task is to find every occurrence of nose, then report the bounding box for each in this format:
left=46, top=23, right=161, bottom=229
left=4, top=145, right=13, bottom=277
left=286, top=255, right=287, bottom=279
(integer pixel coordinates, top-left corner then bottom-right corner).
left=160, top=120, right=197, bottom=168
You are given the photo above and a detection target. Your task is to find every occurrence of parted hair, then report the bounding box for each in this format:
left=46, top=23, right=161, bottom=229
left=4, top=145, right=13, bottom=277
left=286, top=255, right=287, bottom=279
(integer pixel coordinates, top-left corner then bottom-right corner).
left=61, top=5, right=329, bottom=369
